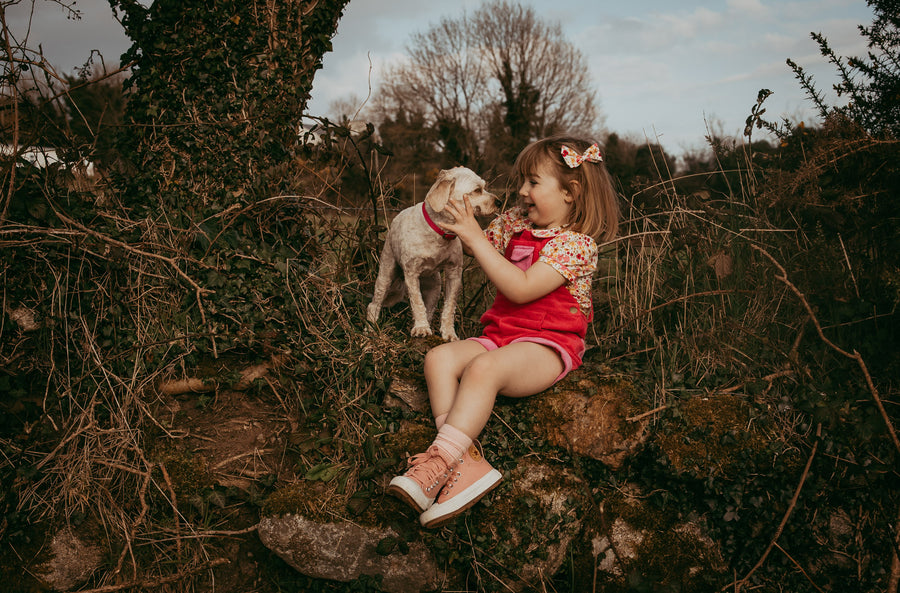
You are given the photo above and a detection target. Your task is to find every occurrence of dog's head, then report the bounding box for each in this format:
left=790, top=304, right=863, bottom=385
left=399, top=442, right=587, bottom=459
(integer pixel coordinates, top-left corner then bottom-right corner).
left=425, top=167, right=498, bottom=216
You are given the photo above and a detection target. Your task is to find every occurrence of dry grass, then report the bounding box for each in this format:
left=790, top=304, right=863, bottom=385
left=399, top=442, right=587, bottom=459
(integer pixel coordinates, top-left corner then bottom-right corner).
left=2, top=129, right=896, bottom=591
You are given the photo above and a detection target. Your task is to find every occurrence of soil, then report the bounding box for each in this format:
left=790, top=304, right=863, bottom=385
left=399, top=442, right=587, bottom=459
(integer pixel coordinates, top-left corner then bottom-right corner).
left=151, top=386, right=306, bottom=593
left=158, top=386, right=298, bottom=491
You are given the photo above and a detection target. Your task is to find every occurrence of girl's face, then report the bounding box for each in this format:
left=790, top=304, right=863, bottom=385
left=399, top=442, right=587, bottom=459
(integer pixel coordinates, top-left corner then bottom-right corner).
left=518, top=161, right=574, bottom=229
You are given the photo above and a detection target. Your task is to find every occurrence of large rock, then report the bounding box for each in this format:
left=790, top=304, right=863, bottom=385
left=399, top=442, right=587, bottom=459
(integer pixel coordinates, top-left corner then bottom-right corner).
left=385, top=370, right=651, bottom=470
left=35, top=526, right=103, bottom=592
left=590, top=483, right=727, bottom=591
left=530, top=373, right=650, bottom=469
left=464, top=459, right=586, bottom=591
left=258, top=513, right=439, bottom=593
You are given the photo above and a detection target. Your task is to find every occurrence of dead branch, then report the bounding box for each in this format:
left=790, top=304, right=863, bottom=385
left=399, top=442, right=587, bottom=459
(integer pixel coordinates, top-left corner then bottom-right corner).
left=774, top=542, right=824, bottom=593
left=626, top=404, right=670, bottom=423
left=50, top=208, right=211, bottom=296
left=889, top=504, right=900, bottom=593
left=752, top=245, right=900, bottom=455
left=728, top=423, right=822, bottom=593
left=157, top=378, right=216, bottom=396
left=158, top=352, right=289, bottom=395
left=78, top=558, right=229, bottom=593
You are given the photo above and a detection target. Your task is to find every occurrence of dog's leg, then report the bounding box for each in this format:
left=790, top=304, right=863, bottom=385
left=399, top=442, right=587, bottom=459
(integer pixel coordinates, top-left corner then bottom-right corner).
left=421, top=271, right=441, bottom=325
left=403, top=270, right=433, bottom=337
left=438, top=265, right=461, bottom=341
left=367, top=240, right=397, bottom=325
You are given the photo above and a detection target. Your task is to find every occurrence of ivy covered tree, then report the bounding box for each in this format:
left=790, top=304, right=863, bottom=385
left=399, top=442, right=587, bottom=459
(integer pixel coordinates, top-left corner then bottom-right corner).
left=110, top=0, right=349, bottom=217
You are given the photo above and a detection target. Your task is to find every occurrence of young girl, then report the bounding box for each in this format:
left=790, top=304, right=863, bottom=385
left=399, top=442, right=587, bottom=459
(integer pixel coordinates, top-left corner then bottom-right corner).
left=388, top=135, right=619, bottom=528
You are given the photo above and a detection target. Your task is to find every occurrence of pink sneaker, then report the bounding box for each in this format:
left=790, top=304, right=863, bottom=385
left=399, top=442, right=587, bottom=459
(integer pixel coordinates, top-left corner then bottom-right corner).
left=419, top=442, right=502, bottom=528
left=387, top=445, right=455, bottom=512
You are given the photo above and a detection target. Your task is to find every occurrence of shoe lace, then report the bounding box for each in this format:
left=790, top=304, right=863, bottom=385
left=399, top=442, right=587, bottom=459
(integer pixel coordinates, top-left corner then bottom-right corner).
left=406, top=446, right=451, bottom=485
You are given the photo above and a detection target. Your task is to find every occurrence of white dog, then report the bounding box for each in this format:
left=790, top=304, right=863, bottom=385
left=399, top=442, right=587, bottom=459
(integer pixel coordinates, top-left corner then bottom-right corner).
left=367, top=167, right=498, bottom=341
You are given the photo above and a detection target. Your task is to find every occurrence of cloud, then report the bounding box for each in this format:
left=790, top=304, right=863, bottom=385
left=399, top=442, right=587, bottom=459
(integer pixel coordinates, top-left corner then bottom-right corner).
left=6, top=1, right=129, bottom=73
left=726, top=0, right=771, bottom=19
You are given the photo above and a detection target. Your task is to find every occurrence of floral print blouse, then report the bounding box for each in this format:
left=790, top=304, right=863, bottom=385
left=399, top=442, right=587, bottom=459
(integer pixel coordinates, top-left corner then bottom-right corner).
left=484, top=207, right=598, bottom=316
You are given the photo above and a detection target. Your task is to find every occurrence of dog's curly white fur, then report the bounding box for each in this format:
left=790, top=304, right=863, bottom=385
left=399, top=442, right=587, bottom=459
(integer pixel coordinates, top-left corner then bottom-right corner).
left=367, top=167, right=498, bottom=341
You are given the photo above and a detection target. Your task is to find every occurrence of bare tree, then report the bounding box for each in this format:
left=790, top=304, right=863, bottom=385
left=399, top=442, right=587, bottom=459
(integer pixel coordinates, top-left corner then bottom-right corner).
left=474, top=1, right=598, bottom=148
left=378, top=12, right=492, bottom=166
left=375, top=0, right=601, bottom=172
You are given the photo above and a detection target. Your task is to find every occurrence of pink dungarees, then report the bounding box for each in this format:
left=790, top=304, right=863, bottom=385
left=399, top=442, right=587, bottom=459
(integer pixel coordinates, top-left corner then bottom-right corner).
left=471, top=229, right=590, bottom=381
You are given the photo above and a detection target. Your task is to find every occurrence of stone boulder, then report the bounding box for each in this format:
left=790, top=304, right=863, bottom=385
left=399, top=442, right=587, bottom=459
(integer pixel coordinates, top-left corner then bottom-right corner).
left=589, top=483, right=727, bottom=591
left=385, top=370, right=651, bottom=471
left=257, top=513, right=439, bottom=593
left=462, top=459, right=587, bottom=591
left=530, top=373, right=650, bottom=469
left=384, top=376, right=429, bottom=413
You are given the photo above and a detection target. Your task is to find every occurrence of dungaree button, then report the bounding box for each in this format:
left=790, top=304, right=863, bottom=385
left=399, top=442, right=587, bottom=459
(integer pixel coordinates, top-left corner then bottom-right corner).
left=569, top=307, right=578, bottom=314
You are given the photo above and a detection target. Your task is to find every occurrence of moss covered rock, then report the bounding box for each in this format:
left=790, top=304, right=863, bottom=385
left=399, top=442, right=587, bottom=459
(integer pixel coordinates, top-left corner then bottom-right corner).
left=656, top=393, right=769, bottom=478
left=258, top=513, right=439, bottom=592
left=530, top=371, right=650, bottom=469
left=590, top=483, right=727, bottom=592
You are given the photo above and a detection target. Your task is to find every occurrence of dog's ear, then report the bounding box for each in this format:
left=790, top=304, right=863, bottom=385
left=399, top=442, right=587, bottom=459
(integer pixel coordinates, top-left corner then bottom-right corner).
left=425, top=169, right=456, bottom=212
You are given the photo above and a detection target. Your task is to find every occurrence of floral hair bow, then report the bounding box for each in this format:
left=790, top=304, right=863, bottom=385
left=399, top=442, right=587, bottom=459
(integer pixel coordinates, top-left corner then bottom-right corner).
left=561, top=144, right=602, bottom=168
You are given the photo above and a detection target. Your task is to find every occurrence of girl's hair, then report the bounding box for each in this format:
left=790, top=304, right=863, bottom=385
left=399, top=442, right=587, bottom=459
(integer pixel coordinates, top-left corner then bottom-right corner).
left=514, top=135, right=620, bottom=243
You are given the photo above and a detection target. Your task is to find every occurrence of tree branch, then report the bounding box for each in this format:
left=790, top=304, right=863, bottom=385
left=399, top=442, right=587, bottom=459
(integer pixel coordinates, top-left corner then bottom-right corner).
left=752, top=245, right=900, bottom=455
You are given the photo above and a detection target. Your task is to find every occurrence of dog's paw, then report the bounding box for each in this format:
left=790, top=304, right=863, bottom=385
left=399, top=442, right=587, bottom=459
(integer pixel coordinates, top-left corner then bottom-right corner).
left=410, top=324, right=433, bottom=338
left=366, top=303, right=380, bottom=324
left=440, top=328, right=459, bottom=342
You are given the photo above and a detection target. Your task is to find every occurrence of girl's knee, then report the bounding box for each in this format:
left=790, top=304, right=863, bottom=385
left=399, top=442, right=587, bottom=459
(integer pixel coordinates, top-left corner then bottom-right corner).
left=424, top=342, right=462, bottom=379
left=461, top=351, right=496, bottom=382
left=424, top=344, right=449, bottom=372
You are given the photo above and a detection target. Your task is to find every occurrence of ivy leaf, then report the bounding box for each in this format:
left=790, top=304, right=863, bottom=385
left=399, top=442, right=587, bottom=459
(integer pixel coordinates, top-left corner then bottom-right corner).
left=375, top=536, right=398, bottom=556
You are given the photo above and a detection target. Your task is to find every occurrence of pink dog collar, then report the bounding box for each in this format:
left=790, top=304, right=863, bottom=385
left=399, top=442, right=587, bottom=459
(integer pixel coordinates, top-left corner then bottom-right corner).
left=422, top=202, right=456, bottom=240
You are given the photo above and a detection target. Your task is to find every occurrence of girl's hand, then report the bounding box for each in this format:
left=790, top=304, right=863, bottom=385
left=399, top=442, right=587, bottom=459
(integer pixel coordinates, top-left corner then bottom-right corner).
left=441, top=196, right=488, bottom=247
left=443, top=196, right=567, bottom=303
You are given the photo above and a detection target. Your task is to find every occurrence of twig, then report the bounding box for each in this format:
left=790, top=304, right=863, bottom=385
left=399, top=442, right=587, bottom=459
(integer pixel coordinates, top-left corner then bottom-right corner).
left=162, top=524, right=259, bottom=539
left=889, top=504, right=900, bottom=593
left=752, top=245, right=900, bottom=455
left=727, top=423, right=821, bottom=592
left=774, top=542, right=824, bottom=593
left=78, top=558, right=229, bottom=593
left=0, top=8, right=20, bottom=222
left=159, top=464, right=181, bottom=558
left=51, top=208, right=211, bottom=296
left=626, top=404, right=669, bottom=423
left=114, top=464, right=152, bottom=576
left=837, top=234, right=859, bottom=298
left=212, top=449, right=273, bottom=471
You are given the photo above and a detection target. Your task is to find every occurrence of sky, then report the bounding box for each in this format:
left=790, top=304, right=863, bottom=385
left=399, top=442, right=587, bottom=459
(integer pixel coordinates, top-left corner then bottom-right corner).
left=7, top=0, right=876, bottom=156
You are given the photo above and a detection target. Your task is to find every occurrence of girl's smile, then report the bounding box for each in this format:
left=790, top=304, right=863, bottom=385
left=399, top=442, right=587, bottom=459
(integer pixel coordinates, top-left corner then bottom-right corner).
left=518, top=163, right=574, bottom=229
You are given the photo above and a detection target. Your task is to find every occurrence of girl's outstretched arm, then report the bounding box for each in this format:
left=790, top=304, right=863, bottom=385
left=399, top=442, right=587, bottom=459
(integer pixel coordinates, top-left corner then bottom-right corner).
left=441, top=197, right=566, bottom=304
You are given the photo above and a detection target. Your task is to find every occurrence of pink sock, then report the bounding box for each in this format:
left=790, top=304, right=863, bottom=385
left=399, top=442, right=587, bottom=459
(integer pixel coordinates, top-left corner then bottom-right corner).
left=434, top=413, right=448, bottom=429
left=433, top=423, right=472, bottom=461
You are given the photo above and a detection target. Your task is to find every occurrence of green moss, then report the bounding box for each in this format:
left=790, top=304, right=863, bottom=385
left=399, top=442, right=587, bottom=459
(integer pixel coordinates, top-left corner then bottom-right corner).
left=588, top=489, right=726, bottom=592
left=449, top=460, right=587, bottom=590
left=146, top=441, right=214, bottom=498
left=381, top=420, right=433, bottom=459
left=657, top=393, right=768, bottom=478
left=261, top=481, right=331, bottom=519
left=262, top=420, right=435, bottom=528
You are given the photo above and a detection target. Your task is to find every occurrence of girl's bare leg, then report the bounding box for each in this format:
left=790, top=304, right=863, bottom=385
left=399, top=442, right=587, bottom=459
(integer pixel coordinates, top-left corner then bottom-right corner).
left=424, top=339, right=489, bottom=420
left=444, top=341, right=564, bottom=438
